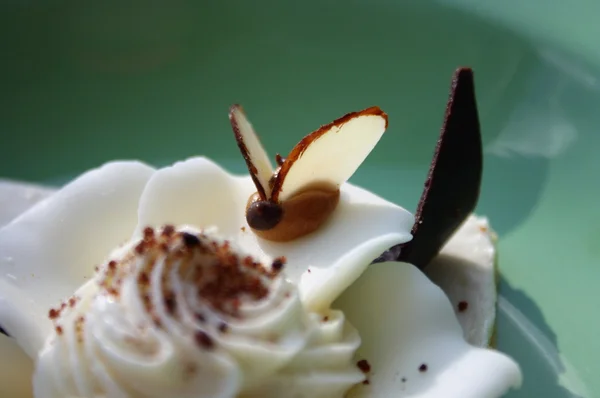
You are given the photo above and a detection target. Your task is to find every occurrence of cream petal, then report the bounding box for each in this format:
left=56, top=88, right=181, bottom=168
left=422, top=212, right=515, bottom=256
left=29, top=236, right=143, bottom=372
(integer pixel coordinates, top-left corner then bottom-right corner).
left=425, top=215, right=498, bottom=347
left=242, top=184, right=414, bottom=312
left=0, top=161, right=155, bottom=355
left=335, top=262, right=522, bottom=398
left=137, top=157, right=255, bottom=238
left=0, top=180, right=54, bottom=229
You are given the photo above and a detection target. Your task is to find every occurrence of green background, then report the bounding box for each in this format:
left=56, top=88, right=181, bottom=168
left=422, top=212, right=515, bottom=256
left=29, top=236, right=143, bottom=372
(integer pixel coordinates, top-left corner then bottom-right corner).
left=1, top=1, right=598, bottom=396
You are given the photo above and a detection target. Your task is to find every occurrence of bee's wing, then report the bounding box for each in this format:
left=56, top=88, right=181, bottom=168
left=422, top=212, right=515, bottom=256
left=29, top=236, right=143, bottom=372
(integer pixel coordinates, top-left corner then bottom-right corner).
left=272, top=107, right=388, bottom=203
left=229, top=105, right=274, bottom=199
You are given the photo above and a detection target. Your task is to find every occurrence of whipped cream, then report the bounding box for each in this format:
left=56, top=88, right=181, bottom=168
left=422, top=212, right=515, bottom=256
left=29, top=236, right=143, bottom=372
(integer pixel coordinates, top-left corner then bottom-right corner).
left=33, top=226, right=363, bottom=398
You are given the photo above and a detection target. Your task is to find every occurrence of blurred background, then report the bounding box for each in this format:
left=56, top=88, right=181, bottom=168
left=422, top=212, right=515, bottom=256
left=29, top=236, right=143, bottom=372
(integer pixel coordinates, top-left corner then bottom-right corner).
left=1, top=1, right=599, bottom=397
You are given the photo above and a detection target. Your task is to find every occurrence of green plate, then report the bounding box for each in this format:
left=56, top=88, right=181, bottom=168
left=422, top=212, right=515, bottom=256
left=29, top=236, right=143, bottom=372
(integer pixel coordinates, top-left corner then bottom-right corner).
left=1, top=1, right=597, bottom=396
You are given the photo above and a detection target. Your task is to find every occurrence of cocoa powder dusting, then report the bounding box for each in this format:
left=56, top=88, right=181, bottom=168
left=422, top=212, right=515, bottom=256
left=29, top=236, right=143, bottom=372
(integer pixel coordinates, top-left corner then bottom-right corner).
left=57, top=226, right=280, bottom=354
left=192, top=237, right=272, bottom=317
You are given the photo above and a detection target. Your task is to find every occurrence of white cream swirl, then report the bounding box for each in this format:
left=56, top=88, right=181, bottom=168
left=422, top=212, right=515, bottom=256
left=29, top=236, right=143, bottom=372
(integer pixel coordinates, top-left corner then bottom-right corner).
left=32, top=226, right=363, bottom=398
left=241, top=309, right=364, bottom=398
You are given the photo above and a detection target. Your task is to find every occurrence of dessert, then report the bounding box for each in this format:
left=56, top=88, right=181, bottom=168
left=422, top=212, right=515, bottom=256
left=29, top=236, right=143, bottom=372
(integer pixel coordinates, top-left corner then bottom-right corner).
left=0, top=68, right=522, bottom=397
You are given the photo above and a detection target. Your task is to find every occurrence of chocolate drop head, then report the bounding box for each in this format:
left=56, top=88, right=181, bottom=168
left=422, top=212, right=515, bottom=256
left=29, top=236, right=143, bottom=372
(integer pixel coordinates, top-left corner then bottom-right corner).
left=378, top=67, right=483, bottom=269
left=246, top=200, right=284, bottom=231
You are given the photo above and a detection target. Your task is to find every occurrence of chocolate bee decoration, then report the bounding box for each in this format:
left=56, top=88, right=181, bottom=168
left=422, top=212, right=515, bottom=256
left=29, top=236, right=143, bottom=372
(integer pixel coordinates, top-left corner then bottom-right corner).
left=230, top=105, right=388, bottom=242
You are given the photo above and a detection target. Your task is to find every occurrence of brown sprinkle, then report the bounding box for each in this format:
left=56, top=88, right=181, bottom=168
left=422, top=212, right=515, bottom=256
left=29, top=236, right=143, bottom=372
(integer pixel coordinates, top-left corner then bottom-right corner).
left=196, top=313, right=206, bottom=323
left=182, top=232, right=201, bottom=248
left=162, top=225, right=175, bottom=237
left=194, top=331, right=214, bottom=349
left=48, top=308, right=59, bottom=320
left=271, top=257, right=286, bottom=272
left=143, top=227, right=155, bottom=240
left=357, top=359, right=371, bottom=373
left=218, top=322, right=229, bottom=333
left=419, top=363, right=428, bottom=372
left=135, top=241, right=147, bottom=254
left=138, top=272, right=150, bottom=286
left=458, top=301, right=469, bottom=312
left=55, top=325, right=63, bottom=335
left=164, top=294, right=177, bottom=315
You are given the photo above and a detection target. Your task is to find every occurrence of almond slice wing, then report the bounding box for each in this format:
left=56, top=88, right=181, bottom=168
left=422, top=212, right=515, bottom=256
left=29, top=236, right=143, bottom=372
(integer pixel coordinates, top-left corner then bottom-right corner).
left=229, top=105, right=274, bottom=199
left=272, top=107, right=388, bottom=203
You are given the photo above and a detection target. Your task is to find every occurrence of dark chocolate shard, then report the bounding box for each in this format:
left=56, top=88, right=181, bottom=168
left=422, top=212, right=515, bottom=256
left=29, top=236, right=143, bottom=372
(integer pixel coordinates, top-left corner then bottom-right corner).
left=375, top=68, right=482, bottom=268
